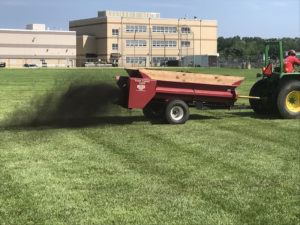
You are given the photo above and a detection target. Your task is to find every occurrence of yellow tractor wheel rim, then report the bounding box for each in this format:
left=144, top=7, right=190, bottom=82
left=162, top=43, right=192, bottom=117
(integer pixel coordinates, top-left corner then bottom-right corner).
left=286, top=90, right=300, bottom=113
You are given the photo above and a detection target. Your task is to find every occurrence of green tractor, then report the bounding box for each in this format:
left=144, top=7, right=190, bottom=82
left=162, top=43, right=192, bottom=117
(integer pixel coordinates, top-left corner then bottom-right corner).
left=250, top=40, right=300, bottom=119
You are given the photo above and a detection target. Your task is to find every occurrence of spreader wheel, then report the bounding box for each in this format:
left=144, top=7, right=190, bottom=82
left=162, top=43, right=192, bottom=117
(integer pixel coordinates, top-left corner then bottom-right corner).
left=277, top=80, right=300, bottom=119
left=165, top=100, right=189, bottom=124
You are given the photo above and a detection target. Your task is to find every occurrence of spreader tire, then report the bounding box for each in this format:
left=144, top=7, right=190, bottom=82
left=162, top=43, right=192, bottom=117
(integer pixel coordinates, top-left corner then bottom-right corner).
left=249, top=79, right=274, bottom=115
left=165, top=100, right=189, bottom=124
left=277, top=80, right=300, bottom=119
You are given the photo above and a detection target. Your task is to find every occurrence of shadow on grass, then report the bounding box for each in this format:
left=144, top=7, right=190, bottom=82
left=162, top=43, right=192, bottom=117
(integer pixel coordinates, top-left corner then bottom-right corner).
left=0, top=114, right=217, bottom=130
left=228, top=111, right=280, bottom=119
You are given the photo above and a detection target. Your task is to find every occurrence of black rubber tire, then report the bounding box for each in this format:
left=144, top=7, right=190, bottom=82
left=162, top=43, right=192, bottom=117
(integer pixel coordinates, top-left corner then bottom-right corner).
left=165, top=100, right=189, bottom=124
left=277, top=80, right=300, bottom=119
left=249, top=79, right=275, bottom=115
left=143, top=102, right=164, bottom=119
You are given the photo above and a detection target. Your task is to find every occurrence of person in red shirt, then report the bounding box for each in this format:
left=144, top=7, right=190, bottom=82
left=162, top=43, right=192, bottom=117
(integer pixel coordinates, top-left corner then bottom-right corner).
left=284, top=50, right=300, bottom=73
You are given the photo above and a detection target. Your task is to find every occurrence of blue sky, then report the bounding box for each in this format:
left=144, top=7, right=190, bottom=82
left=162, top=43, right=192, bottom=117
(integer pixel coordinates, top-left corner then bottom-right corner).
left=0, top=0, right=299, bottom=38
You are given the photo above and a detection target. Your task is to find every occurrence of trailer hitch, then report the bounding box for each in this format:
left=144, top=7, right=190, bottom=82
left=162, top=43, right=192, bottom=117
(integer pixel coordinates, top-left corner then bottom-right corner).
left=239, top=95, right=261, bottom=100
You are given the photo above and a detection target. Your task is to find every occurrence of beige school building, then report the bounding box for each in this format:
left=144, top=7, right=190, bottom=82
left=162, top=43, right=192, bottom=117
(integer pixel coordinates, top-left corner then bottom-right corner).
left=0, top=24, right=76, bottom=68
left=70, top=11, right=218, bottom=67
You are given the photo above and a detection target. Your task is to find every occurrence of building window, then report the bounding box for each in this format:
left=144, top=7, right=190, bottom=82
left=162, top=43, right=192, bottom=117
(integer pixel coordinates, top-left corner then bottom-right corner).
left=152, top=40, right=177, bottom=47
left=152, top=57, right=176, bottom=66
left=181, top=41, right=190, bottom=47
left=181, top=27, right=191, bottom=34
left=112, top=29, right=119, bottom=36
left=86, top=54, right=97, bottom=62
left=152, top=26, right=177, bottom=33
left=112, top=43, right=118, bottom=50
left=126, top=25, right=147, bottom=32
left=126, top=57, right=146, bottom=65
left=126, top=40, right=147, bottom=47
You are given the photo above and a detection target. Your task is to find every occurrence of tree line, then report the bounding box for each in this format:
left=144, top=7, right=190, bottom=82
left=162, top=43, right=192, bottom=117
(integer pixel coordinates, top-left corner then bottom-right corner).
left=218, top=36, right=300, bottom=61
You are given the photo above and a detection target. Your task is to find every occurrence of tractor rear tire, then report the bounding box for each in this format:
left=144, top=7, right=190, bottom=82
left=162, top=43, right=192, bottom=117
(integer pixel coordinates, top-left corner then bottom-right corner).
left=249, top=79, right=275, bottom=115
left=165, top=100, right=189, bottom=124
left=277, top=80, right=300, bottom=119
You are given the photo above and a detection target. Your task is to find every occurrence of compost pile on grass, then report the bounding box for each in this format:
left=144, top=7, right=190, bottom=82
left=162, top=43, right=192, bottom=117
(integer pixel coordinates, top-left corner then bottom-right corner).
left=3, top=81, right=124, bottom=128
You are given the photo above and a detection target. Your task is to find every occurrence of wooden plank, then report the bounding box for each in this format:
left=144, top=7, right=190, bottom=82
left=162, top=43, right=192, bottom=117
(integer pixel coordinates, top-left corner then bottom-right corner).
left=139, top=69, right=244, bottom=86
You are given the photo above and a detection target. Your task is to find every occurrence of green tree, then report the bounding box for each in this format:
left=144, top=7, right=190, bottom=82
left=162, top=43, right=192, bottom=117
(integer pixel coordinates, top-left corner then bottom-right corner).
left=218, top=37, right=300, bottom=61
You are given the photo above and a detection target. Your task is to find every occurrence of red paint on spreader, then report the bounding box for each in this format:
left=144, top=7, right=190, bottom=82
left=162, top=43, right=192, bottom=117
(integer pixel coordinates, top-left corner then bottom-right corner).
left=117, top=69, right=244, bottom=109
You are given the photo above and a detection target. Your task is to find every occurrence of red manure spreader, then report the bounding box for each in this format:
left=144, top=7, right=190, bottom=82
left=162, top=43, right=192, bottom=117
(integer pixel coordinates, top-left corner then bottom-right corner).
left=116, top=69, right=245, bottom=124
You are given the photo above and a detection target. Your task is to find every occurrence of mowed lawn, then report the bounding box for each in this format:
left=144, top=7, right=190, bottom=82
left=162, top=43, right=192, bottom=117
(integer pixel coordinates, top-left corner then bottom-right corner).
left=0, top=68, right=299, bottom=225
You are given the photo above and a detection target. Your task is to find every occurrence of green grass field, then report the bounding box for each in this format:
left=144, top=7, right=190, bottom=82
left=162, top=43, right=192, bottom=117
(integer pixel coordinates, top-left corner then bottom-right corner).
left=0, top=68, right=299, bottom=225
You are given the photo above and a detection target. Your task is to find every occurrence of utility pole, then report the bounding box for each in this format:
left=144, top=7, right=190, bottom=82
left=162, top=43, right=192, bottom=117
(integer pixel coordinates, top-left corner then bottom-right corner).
left=134, top=30, right=136, bottom=67
left=116, top=26, right=120, bottom=67
left=149, top=18, right=152, bottom=67
left=199, top=20, right=202, bottom=56
left=178, top=19, right=181, bottom=66
left=121, top=17, right=124, bottom=67
left=193, top=32, right=195, bottom=67
left=164, top=32, right=166, bottom=66
left=186, top=32, right=188, bottom=62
